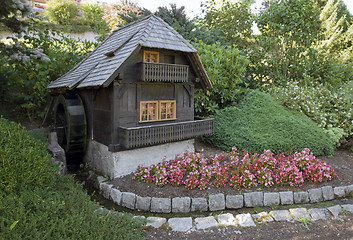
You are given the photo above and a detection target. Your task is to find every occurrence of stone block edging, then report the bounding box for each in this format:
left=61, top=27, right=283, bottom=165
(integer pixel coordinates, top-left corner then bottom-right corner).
left=98, top=177, right=353, bottom=213
left=97, top=203, right=351, bottom=232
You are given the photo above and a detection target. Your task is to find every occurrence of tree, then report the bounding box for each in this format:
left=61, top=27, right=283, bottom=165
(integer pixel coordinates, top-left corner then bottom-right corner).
left=312, top=0, right=353, bottom=85
left=317, top=0, right=353, bottom=62
left=1, top=25, right=96, bottom=121
left=255, top=0, right=322, bottom=84
left=117, top=8, right=151, bottom=25
left=0, top=0, right=48, bottom=70
left=0, top=0, right=31, bottom=33
left=315, top=0, right=352, bottom=21
left=202, top=0, right=254, bottom=49
left=0, top=1, right=95, bottom=120
left=45, top=0, right=79, bottom=25
left=116, top=3, right=226, bottom=44
left=155, top=4, right=195, bottom=40
left=102, top=0, right=140, bottom=30
left=1, top=0, right=48, bottom=103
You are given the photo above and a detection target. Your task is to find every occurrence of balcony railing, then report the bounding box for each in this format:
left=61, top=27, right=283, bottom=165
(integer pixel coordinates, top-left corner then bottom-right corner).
left=119, top=118, right=213, bottom=149
left=140, top=62, right=189, bottom=83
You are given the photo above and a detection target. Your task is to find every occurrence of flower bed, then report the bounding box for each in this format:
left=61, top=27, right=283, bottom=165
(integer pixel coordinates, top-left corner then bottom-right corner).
left=133, top=148, right=337, bottom=190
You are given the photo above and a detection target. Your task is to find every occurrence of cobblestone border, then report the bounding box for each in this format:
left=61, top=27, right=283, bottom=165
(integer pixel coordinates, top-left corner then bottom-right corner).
left=95, top=204, right=353, bottom=232
left=97, top=176, right=353, bottom=213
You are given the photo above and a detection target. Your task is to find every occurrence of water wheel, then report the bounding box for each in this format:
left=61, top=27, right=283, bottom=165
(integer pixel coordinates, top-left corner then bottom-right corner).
left=54, top=94, right=87, bottom=158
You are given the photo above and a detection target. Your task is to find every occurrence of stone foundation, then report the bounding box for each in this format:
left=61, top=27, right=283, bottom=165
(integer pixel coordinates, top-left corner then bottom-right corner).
left=84, top=139, right=195, bottom=179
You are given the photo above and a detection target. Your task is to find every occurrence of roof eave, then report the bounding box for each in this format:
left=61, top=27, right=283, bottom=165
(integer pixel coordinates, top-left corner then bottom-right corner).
left=187, top=52, right=212, bottom=90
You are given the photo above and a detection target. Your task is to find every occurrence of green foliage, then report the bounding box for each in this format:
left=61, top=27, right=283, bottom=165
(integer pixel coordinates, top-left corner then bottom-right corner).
left=202, top=0, right=254, bottom=49
left=81, top=2, right=104, bottom=26
left=1, top=24, right=96, bottom=121
left=0, top=59, right=16, bottom=101
left=320, top=0, right=352, bottom=56
left=0, top=177, right=145, bottom=240
left=117, top=3, right=226, bottom=45
left=0, top=117, right=145, bottom=239
left=0, top=0, right=31, bottom=33
left=203, top=90, right=335, bottom=156
left=81, top=1, right=110, bottom=36
left=45, top=0, right=79, bottom=25
left=155, top=3, right=195, bottom=40
left=117, top=8, right=151, bottom=25
left=0, top=117, right=57, bottom=192
left=325, top=126, right=347, bottom=147
left=267, top=81, right=353, bottom=144
left=194, top=41, right=249, bottom=115
left=316, top=0, right=352, bottom=25
left=189, top=25, right=228, bottom=45
left=255, top=0, right=321, bottom=84
left=313, top=0, right=353, bottom=85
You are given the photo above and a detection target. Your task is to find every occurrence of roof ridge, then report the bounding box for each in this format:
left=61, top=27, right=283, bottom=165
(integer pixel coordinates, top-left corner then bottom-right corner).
left=153, top=15, right=196, bottom=52
left=111, top=14, right=153, bottom=33
left=138, top=15, right=158, bottom=46
left=47, top=14, right=211, bottom=90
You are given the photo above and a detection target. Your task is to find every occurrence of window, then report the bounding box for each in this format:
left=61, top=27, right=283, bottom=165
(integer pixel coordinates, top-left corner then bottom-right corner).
left=140, top=100, right=176, bottom=123
left=144, top=51, right=159, bottom=63
left=140, top=101, right=158, bottom=122
left=160, top=100, right=176, bottom=120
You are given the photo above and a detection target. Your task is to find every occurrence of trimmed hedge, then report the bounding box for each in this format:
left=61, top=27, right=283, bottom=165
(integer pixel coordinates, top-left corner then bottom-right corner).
left=0, top=176, right=145, bottom=240
left=203, top=90, right=335, bottom=156
left=0, top=117, right=57, bottom=192
left=0, top=117, right=145, bottom=239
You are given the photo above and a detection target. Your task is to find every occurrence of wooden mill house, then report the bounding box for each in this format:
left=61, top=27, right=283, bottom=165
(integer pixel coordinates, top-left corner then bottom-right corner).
left=47, top=15, right=214, bottom=178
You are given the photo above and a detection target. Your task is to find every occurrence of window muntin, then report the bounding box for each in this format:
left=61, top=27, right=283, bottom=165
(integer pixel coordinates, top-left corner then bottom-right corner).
left=160, top=100, right=176, bottom=120
left=139, top=100, right=176, bottom=123
left=140, top=101, right=158, bottom=122
left=143, top=51, right=159, bottom=63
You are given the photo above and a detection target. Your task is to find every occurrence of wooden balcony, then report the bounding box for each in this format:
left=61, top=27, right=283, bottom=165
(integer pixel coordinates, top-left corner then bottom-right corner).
left=119, top=117, right=214, bottom=149
left=139, top=62, right=189, bottom=83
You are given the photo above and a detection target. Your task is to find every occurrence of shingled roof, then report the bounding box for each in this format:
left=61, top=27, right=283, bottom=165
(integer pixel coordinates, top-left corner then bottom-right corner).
left=48, top=15, right=211, bottom=90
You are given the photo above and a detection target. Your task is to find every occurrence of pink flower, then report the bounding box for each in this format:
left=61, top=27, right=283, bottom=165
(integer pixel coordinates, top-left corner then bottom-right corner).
left=132, top=147, right=336, bottom=191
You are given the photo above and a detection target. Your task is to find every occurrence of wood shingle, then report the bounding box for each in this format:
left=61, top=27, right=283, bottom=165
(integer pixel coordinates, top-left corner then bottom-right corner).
left=48, top=15, right=211, bottom=90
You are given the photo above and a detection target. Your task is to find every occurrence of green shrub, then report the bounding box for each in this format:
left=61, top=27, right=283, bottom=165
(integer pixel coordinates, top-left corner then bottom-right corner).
left=0, top=117, right=145, bottom=239
left=193, top=41, right=249, bottom=115
left=81, top=2, right=104, bottom=26
left=203, top=90, right=335, bottom=156
left=0, top=117, right=57, bottom=192
left=267, top=81, right=353, bottom=144
left=0, top=176, right=145, bottom=240
left=1, top=24, right=96, bottom=121
left=45, top=0, right=79, bottom=25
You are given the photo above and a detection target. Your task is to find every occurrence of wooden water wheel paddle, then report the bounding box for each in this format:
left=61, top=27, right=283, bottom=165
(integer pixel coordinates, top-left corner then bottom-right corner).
left=54, top=94, right=87, bottom=157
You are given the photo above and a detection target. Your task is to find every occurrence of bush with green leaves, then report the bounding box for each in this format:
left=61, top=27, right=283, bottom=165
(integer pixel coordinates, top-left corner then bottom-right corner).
left=193, top=41, right=249, bottom=115
left=81, top=2, right=104, bottom=26
left=1, top=24, right=97, bottom=121
left=203, top=90, right=335, bottom=156
left=0, top=176, right=145, bottom=239
left=45, top=0, right=79, bottom=25
left=267, top=81, right=353, bottom=145
left=0, top=117, right=145, bottom=239
left=0, top=117, right=57, bottom=192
